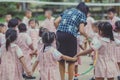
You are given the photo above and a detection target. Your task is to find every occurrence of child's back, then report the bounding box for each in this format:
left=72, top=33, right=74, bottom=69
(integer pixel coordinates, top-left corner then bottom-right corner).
left=0, top=43, right=23, bottom=80
left=37, top=46, right=61, bottom=80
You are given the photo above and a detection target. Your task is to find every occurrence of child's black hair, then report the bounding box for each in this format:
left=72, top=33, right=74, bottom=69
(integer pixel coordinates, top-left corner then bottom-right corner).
left=8, top=18, right=18, bottom=28
left=39, top=27, right=48, bottom=37
left=98, top=22, right=114, bottom=41
left=5, top=29, right=17, bottom=51
left=115, top=20, right=120, bottom=32
left=0, top=23, right=5, bottom=27
left=28, top=19, right=39, bottom=26
left=107, top=8, right=116, bottom=13
left=76, top=2, right=89, bottom=16
left=42, top=32, right=56, bottom=52
left=18, top=23, right=27, bottom=33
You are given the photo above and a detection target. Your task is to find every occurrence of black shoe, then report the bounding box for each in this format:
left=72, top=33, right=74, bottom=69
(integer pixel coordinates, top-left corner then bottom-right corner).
left=74, top=77, right=78, bottom=80
left=23, top=74, right=36, bottom=79
left=22, top=73, right=26, bottom=78
left=118, top=76, right=120, bottom=80
left=89, top=77, right=95, bottom=80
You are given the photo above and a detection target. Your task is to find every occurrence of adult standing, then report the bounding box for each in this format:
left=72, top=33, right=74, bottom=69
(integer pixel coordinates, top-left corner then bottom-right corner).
left=54, top=2, right=89, bottom=80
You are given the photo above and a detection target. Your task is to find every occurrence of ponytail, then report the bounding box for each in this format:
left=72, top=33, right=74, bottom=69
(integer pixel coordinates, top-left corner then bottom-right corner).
left=5, top=29, right=17, bottom=51
left=6, top=38, right=11, bottom=51
left=109, top=29, right=114, bottom=41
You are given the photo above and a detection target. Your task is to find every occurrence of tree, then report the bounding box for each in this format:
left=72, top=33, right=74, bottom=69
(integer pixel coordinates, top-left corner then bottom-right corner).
left=0, top=2, right=17, bottom=17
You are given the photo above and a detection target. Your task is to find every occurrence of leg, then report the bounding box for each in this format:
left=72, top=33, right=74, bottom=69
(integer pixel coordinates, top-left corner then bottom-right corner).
left=118, top=62, right=120, bottom=70
left=59, top=61, right=65, bottom=80
left=95, top=77, right=104, bottom=80
left=74, top=65, right=78, bottom=77
left=107, top=78, right=114, bottom=80
left=68, top=62, right=75, bottom=80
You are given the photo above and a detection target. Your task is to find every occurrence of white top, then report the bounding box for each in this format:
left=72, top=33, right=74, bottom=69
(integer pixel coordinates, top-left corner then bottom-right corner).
left=22, top=16, right=30, bottom=28
left=0, top=43, right=23, bottom=58
left=91, top=37, right=120, bottom=50
left=44, top=46, right=63, bottom=61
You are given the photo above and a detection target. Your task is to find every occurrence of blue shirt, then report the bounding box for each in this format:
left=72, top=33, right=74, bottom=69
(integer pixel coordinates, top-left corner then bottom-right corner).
left=57, top=8, right=87, bottom=37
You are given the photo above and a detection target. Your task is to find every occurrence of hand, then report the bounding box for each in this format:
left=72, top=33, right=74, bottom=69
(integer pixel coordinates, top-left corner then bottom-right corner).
left=71, top=57, right=77, bottom=62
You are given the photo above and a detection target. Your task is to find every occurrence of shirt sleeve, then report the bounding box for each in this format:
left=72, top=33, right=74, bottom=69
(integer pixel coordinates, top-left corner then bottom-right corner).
left=26, top=35, right=32, bottom=45
left=16, top=46, right=23, bottom=58
left=80, top=13, right=87, bottom=25
left=1, top=37, right=5, bottom=45
left=52, top=48, right=63, bottom=61
left=60, top=10, right=68, bottom=17
left=90, top=37, right=102, bottom=50
left=115, top=38, right=120, bottom=45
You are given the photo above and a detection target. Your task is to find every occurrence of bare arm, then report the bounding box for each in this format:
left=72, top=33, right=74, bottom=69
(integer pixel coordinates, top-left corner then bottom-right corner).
left=32, top=61, right=39, bottom=72
left=61, top=55, right=77, bottom=62
left=75, top=48, right=94, bottom=57
left=54, top=16, right=62, bottom=29
left=19, top=57, right=32, bottom=76
left=79, top=45, right=85, bottom=50
left=79, top=23, right=89, bottom=39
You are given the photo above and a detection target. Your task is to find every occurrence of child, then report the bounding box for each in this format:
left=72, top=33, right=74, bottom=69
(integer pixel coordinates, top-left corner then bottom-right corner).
left=107, top=8, right=120, bottom=30
left=28, top=19, right=39, bottom=50
left=84, top=12, right=95, bottom=49
left=41, top=9, right=56, bottom=32
left=16, top=23, right=35, bottom=74
left=114, top=21, right=120, bottom=80
left=0, top=24, right=6, bottom=47
left=74, top=33, right=85, bottom=80
left=8, top=18, right=19, bottom=33
left=4, top=14, right=12, bottom=27
left=89, top=22, right=101, bottom=80
left=38, top=27, right=48, bottom=50
left=32, top=32, right=77, bottom=80
left=75, top=22, right=119, bottom=80
left=22, top=9, right=32, bottom=28
left=0, top=29, right=32, bottom=80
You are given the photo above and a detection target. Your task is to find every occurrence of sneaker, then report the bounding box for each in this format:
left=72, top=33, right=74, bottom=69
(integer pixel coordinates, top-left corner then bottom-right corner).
left=89, top=77, right=95, bottom=80
left=118, top=76, right=120, bottom=80
left=74, top=77, right=78, bottom=80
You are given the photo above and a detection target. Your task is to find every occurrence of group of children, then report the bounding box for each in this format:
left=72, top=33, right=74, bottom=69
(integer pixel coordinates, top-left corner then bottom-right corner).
left=0, top=7, right=120, bottom=80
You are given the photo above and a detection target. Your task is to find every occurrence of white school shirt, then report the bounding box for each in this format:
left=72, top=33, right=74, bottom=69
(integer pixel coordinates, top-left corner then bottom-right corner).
left=0, top=43, right=23, bottom=58
left=44, top=46, right=63, bottom=61
left=91, top=37, right=120, bottom=50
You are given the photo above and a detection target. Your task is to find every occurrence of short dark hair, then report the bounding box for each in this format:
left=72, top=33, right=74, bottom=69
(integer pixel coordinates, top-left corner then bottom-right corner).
left=107, top=8, right=116, bottom=13
left=8, top=18, right=18, bottom=28
left=18, top=23, right=27, bottom=32
left=76, top=2, right=89, bottom=16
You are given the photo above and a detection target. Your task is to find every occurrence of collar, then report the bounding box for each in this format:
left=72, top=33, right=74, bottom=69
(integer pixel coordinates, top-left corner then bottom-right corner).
left=10, top=43, right=17, bottom=47
left=100, top=37, right=110, bottom=42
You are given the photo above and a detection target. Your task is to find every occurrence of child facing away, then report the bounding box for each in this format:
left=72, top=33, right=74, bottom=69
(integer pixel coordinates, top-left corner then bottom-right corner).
left=41, top=9, right=56, bottom=33
left=16, top=23, right=36, bottom=74
left=8, top=18, right=19, bottom=33
left=38, top=27, right=48, bottom=50
left=0, top=24, right=6, bottom=47
left=32, top=32, right=77, bottom=80
left=107, top=8, right=120, bottom=30
left=75, top=22, right=120, bottom=80
left=0, top=29, right=32, bottom=80
left=22, top=9, right=32, bottom=28
left=114, top=21, right=120, bottom=80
